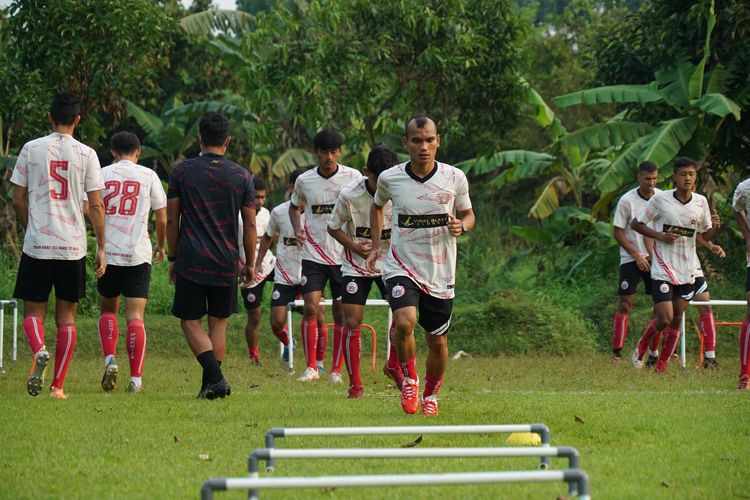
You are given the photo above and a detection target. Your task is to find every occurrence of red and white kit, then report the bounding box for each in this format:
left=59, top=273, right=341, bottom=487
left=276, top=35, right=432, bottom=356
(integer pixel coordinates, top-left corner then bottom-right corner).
left=635, top=189, right=712, bottom=285
left=100, top=160, right=167, bottom=265
left=733, top=179, right=750, bottom=268
left=613, top=187, right=662, bottom=264
left=240, top=206, right=276, bottom=287
left=374, top=161, right=472, bottom=299
left=266, top=201, right=304, bottom=286
left=11, top=132, right=104, bottom=259
left=291, top=165, right=361, bottom=266
left=328, top=177, right=393, bottom=277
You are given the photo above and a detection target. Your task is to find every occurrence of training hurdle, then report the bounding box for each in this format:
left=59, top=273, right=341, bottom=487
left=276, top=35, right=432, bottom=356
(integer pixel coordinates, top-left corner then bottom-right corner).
left=680, top=299, right=745, bottom=368
left=284, top=299, right=392, bottom=372
left=263, top=424, right=553, bottom=471
left=0, top=299, right=19, bottom=374
left=201, top=469, right=591, bottom=500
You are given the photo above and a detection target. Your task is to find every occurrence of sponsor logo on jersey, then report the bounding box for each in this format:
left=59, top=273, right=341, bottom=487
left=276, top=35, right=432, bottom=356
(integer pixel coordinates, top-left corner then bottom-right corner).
left=398, top=213, right=449, bottom=228
left=659, top=283, right=670, bottom=294
left=283, top=237, right=297, bottom=246
left=355, top=227, right=392, bottom=240
left=391, top=284, right=405, bottom=298
left=311, top=204, right=334, bottom=215
left=272, top=290, right=281, bottom=300
left=346, top=281, right=359, bottom=294
left=621, top=280, right=629, bottom=290
left=662, top=224, right=695, bottom=237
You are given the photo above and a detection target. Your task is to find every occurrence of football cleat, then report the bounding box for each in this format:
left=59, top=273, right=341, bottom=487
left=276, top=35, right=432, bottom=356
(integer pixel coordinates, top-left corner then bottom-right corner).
left=383, top=362, right=404, bottom=390
left=347, top=384, right=363, bottom=399
left=203, top=377, right=231, bottom=400
left=127, top=381, right=142, bottom=393
left=738, top=374, right=750, bottom=391
left=328, top=371, right=343, bottom=384
left=702, top=357, right=718, bottom=370
left=249, top=358, right=261, bottom=367
left=316, top=362, right=325, bottom=376
left=49, top=386, right=68, bottom=400
left=27, top=349, right=50, bottom=397
left=612, top=348, right=622, bottom=362
left=101, top=357, right=119, bottom=392
left=645, top=354, right=659, bottom=369
left=298, top=367, right=320, bottom=382
left=631, top=348, right=643, bottom=369
left=421, top=396, right=439, bottom=416
left=401, top=377, right=419, bottom=414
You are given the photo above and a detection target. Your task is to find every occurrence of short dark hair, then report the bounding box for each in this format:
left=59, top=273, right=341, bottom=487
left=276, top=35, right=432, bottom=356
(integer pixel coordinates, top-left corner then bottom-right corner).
left=199, top=112, right=231, bottom=147
left=289, top=168, right=306, bottom=187
left=313, top=129, right=343, bottom=151
left=405, top=113, right=436, bottom=137
left=50, top=92, right=80, bottom=125
left=638, top=161, right=658, bottom=173
left=366, top=145, right=399, bottom=177
left=673, top=156, right=697, bottom=172
left=253, top=176, right=266, bottom=191
left=110, top=131, right=140, bottom=155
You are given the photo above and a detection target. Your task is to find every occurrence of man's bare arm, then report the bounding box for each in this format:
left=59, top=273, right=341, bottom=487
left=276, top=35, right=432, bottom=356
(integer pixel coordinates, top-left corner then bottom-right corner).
left=86, top=190, right=107, bottom=278
left=153, top=207, right=167, bottom=264
left=11, top=185, right=28, bottom=230
left=240, top=205, right=257, bottom=283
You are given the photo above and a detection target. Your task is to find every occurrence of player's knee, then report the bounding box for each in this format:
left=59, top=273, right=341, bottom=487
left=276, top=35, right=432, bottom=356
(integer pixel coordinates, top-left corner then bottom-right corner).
left=616, top=300, right=631, bottom=315
left=271, top=317, right=286, bottom=333
left=394, top=316, right=416, bottom=336
left=303, top=303, right=318, bottom=319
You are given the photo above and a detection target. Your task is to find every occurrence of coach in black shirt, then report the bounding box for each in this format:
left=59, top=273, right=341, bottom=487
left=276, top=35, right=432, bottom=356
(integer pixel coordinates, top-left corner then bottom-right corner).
left=166, top=112, right=256, bottom=399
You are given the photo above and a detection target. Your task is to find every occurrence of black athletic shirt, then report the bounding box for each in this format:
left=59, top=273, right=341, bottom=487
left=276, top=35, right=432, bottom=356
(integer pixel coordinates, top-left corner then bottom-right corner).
left=167, top=153, right=254, bottom=287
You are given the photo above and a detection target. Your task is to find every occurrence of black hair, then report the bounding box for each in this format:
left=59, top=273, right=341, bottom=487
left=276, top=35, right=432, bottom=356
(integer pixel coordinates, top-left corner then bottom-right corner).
left=638, top=161, right=658, bottom=173
left=50, top=92, right=81, bottom=126
left=312, top=129, right=343, bottom=151
left=405, top=113, right=436, bottom=137
left=366, top=145, right=399, bottom=177
left=673, top=156, right=697, bottom=172
left=110, top=131, right=140, bottom=155
left=253, top=176, right=266, bottom=191
left=289, top=168, right=307, bottom=187
left=199, top=112, right=231, bottom=147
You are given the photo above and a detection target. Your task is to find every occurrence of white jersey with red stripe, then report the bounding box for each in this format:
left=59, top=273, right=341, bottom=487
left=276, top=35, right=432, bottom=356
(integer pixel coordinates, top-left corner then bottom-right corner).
left=613, top=187, right=662, bottom=265
left=328, top=177, right=393, bottom=277
left=635, top=189, right=711, bottom=285
left=291, top=165, right=361, bottom=266
left=266, top=201, right=304, bottom=286
left=10, top=132, right=104, bottom=260
left=100, top=160, right=167, bottom=266
left=374, top=161, right=472, bottom=299
left=239, top=206, right=276, bottom=287
left=732, top=178, right=750, bottom=267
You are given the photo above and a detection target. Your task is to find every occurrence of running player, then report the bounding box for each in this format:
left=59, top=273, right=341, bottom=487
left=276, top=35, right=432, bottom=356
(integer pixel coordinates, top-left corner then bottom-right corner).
left=328, top=145, right=400, bottom=399
left=732, top=178, right=750, bottom=390
left=10, top=91, right=106, bottom=399
left=96, top=132, right=167, bottom=393
left=239, top=176, right=276, bottom=365
left=368, top=114, right=475, bottom=415
left=167, top=112, right=256, bottom=399
left=289, top=129, right=361, bottom=382
left=611, top=161, right=660, bottom=361
left=630, top=157, right=720, bottom=373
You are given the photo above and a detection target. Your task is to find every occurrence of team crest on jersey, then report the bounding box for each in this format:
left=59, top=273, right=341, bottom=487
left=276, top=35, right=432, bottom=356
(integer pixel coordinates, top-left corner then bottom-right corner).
left=272, top=290, right=281, bottom=300
left=346, top=281, right=359, bottom=294
left=434, top=191, right=453, bottom=205
left=659, top=283, right=670, bottom=294
left=621, top=280, right=629, bottom=290
left=247, top=293, right=256, bottom=303
left=391, top=285, right=405, bottom=299
left=301, top=275, right=308, bottom=286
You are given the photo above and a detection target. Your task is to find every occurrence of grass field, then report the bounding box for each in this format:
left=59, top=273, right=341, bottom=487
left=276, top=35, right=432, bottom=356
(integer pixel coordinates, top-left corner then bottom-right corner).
left=1, top=313, right=749, bottom=499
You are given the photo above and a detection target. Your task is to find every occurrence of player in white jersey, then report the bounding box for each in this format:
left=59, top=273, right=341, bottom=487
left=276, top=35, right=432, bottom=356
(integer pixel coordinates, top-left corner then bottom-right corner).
left=631, top=157, right=721, bottom=373
left=732, top=178, right=750, bottom=390
left=328, top=145, right=400, bottom=399
left=611, top=161, right=660, bottom=361
left=289, top=129, right=361, bottom=383
left=95, top=132, right=167, bottom=394
left=11, top=92, right=106, bottom=400
left=239, top=177, right=276, bottom=365
left=368, top=114, right=475, bottom=416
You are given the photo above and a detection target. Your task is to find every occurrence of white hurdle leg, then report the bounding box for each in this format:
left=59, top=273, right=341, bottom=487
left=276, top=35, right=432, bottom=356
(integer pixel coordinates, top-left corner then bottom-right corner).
left=12, top=300, right=18, bottom=361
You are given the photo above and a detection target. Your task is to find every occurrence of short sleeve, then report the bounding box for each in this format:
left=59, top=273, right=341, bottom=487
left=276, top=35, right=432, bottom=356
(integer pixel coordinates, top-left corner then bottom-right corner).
left=373, top=174, right=391, bottom=207
left=9, top=144, right=29, bottom=187
left=328, top=193, right=350, bottom=231
left=150, top=173, right=167, bottom=210
left=84, top=150, right=104, bottom=192
left=612, top=197, right=631, bottom=229
left=291, top=176, right=306, bottom=207
left=167, top=164, right=183, bottom=199
left=454, top=168, right=472, bottom=211
left=733, top=183, right=748, bottom=213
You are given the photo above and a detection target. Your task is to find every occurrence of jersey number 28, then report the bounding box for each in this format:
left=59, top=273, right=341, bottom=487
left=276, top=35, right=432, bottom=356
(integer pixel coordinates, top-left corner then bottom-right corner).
left=104, top=180, right=141, bottom=216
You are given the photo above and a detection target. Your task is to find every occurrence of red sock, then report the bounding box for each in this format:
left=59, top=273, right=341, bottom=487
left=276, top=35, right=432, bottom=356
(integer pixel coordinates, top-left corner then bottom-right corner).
left=344, top=328, right=362, bottom=386
left=700, top=311, right=716, bottom=355
left=248, top=346, right=260, bottom=360
left=98, top=313, right=118, bottom=358
left=51, top=324, right=77, bottom=389
left=23, top=316, right=45, bottom=354
left=316, top=323, right=328, bottom=362
left=655, top=326, right=680, bottom=372
left=648, top=330, right=661, bottom=352
left=400, top=356, right=418, bottom=381
left=612, top=312, right=629, bottom=351
left=126, top=319, right=146, bottom=377
left=637, top=320, right=659, bottom=358
left=740, top=319, right=750, bottom=377
left=302, top=318, right=318, bottom=369
left=423, top=375, right=443, bottom=399
left=273, top=327, right=289, bottom=346
left=331, top=324, right=345, bottom=373
left=387, top=321, right=400, bottom=370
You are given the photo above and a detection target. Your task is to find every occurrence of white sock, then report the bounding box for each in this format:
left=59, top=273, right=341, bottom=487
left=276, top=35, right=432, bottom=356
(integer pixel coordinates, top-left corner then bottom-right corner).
left=105, top=354, right=115, bottom=367
left=130, top=376, right=142, bottom=388
left=705, top=351, right=715, bottom=359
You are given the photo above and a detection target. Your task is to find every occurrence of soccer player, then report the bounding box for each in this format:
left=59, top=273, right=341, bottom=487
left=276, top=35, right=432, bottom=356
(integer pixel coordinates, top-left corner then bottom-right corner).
left=630, top=157, right=720, bottom=373
left=732, top=177, right=750, bottom=390
left=368, top=114, right=475, bottom=415
left=167, top=112, right=256, bottom=399
left=289, top=130, right=361, bottom=382
left=328, top=145, right=400, bottom=399
left=96, top=131, right=167, bottom=393
left=239, top=176, right=276, bottom=365
left=611, top=161, right=660, bottom=361
left=10, top=91, right=106, bottom=400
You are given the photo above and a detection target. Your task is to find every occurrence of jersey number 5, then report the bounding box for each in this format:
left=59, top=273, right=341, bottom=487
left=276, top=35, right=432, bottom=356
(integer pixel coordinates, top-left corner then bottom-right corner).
left=104, top=180, right=141, bottom=216
left=49, top=161, right=69, bottom=200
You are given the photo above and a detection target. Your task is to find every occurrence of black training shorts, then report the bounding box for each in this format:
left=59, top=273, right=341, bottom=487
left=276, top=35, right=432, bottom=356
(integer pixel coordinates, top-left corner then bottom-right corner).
left=300, top=260, right=343, bottom=299
left=172, top=274, right=237, bottom=320
left=617, top=261, right=652, bottom=296
left=342, top=275, right=387, bottom=306
left=385, top=277, right=452, bottom=336
left=14, top=253, right=86, bottom=303
left=98, top=263, right=151, bottom=299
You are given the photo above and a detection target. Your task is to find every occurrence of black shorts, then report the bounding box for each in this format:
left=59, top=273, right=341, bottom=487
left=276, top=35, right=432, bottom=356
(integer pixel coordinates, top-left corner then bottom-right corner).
left=618, top=261, right=652, bottom=296
left=241, top=271, right=274, bottom=310
left=342, top=275, right=387, bottom=305
left=172, top=274, right=237, bottom=320
left=746, top=268, right=750, bottom=292
left=692, top=276, right=708, bottom=297
left=385, top=277, right=453, bottom=336
left=13, top=253, right=86, bottom=303
left=98, top=263, right=151, bottom=299
left=301, top=260, right=343, bottom=299
left=651, top=280, right=695, bottom=304
left=270, top=283, right=302, bottom=308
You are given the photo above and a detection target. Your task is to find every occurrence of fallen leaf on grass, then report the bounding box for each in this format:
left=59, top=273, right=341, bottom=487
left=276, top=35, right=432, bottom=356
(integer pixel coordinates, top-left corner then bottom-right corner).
left=661, top=481, right=672, bottom=488
left=401, top=435, right=423, bottom=448
left=249, top=384, right=259, bottom=389
left=574, top=416, right=585, bottom=424
left=173, top=435, right=180, bottom=443
left=199, top=454, right=211, bottom=462
left=320, top=487, right=336, bottom=493
left=451, top=350, right=472, bottom=360
left=245, top=423, right=258, bottom=428
left=94, top=407, right=103, bottom=413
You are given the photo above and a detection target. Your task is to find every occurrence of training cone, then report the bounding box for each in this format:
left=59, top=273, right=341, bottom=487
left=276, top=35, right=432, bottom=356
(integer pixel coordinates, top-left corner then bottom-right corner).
left=506, top=432, right=541, bottom=446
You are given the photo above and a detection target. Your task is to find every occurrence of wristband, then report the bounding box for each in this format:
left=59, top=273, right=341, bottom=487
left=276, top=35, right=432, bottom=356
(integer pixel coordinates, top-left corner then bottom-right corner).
left=168, top=256, right=177, bottom=262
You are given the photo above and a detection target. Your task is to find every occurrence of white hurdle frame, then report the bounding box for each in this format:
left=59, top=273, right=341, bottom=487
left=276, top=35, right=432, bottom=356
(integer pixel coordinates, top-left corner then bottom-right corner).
left=0, top=299, right=19, bottom=374
left=263, top=424, right=553, bottom=471
left=283, top=299, right=392, bottom=372
left=679, top=300, right=745, bottom=368
left=201, top=469, right=591, bottom=500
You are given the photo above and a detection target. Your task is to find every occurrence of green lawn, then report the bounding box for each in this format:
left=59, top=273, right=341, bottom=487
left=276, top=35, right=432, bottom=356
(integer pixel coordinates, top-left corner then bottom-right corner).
left=1, top=314, right=749, bottom=499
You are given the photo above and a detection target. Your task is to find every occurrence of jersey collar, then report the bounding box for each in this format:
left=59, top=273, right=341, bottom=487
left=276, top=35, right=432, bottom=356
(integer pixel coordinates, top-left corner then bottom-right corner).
left=317, top=165, right=339, bottom=179
left=405, top=161, right=438, bottom=183
left=636, top=188, right=650, bottom=201
left=672, top=190, right=692, bottom=205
